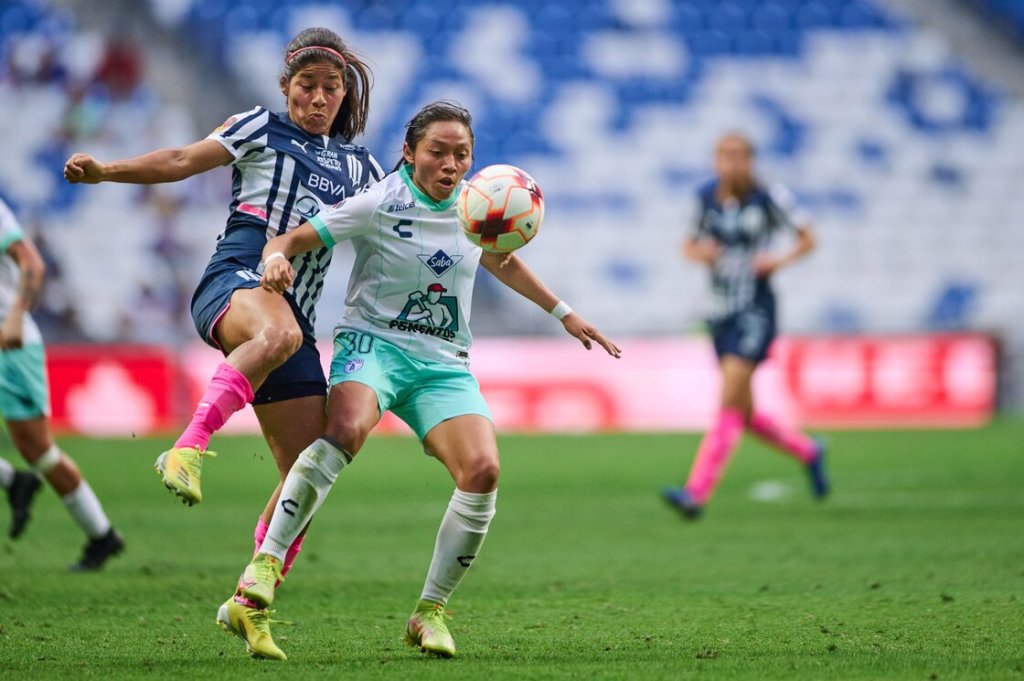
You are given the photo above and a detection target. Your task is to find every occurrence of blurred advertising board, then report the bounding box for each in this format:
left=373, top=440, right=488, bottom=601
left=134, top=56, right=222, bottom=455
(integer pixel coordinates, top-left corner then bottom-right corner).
left=44, top=334, right=996, bottom=436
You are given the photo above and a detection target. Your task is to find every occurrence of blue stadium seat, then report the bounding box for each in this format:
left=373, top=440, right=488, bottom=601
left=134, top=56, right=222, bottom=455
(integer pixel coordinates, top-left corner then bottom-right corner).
left=753, top=3, right=794, bottom=33
left=707, top=3, right=749, bottom=32
left=794, top=2, right=837, bottom=29
left=733, top=29, right=778, bottom=55
left=0, top=3, right=38, bottom=35
left=672, top=3, right=705, bottom=33
left=354, top=4, right=397, bottom=30
left=838, top=0, right=889, bottom=29
left=687, top=29, right=733, bottom=56
left=396, top=4, right=443, bottom=33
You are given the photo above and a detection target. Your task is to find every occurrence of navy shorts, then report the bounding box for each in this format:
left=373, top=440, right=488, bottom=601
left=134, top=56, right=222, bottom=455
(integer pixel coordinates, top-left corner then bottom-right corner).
left=708, top=306, right=777, bottom=364
left=191, top=225, right=327, bottom=405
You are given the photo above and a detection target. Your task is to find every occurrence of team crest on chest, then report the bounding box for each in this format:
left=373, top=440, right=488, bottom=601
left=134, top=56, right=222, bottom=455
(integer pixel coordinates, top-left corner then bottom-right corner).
left=389, top=284, right=459, bottom=341
left=417, top=249, right=463, bottom=277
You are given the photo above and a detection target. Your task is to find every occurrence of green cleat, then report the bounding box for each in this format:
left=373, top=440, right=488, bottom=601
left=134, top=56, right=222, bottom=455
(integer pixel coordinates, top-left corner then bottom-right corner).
left=405, top=600, right=456, bottom=658
left=154, top=447, right=216, bottom=506
left=238, top=552, right=283, bottom=608
left=216, top=598, right=287, bottom=660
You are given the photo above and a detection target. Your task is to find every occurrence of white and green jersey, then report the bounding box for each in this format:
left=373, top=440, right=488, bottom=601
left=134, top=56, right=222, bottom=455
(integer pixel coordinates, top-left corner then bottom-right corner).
left=309, top=164, right=482, bottom=366
left=0, top=199, right=41, bottom=346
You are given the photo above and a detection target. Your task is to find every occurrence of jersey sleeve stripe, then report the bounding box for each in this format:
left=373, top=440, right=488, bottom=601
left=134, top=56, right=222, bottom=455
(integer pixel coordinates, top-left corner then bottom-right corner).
left=228, top=113, right=269, bottom=152
left=309, top=215, right=336, bottom=248
left=222, top=106, right=266, bottom=139
left=367, top=154, right=385, bottom=181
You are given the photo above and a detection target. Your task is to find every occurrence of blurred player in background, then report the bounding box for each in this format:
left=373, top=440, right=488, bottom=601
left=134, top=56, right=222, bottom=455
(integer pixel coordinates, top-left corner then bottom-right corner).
left=0, top=197, right=123, bottom=569
left=219, top=101, right=620, bottom=660
left=663, top=133, right=829, bottom=520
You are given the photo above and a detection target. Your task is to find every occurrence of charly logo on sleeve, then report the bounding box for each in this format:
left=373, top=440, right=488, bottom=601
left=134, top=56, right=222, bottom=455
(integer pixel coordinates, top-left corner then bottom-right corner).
left=417, top=249, right=463, bottom=277
left=390, top=283, right=459, bottom=341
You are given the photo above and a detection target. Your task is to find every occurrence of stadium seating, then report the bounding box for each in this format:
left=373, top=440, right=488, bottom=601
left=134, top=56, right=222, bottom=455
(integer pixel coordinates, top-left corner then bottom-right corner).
left=972, top=0, right=1024, bottom=41
left=2, top=0, right=1023, bottom=355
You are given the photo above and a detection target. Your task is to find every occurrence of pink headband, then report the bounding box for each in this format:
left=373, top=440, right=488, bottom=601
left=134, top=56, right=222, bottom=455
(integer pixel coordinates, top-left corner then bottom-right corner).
left=286, top=45, right=347, bottom=69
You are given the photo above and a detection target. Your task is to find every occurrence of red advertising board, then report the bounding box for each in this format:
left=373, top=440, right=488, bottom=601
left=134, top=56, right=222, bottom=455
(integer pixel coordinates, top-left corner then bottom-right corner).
left=772, top=335, right=996, bottom=427
left=46, top=345, right=180, bottom=435
left=43, top=334, right=997, bottom=436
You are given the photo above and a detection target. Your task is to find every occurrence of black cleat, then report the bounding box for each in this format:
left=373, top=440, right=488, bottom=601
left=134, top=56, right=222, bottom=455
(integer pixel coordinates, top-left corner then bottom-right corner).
left=807, top=438, right=830, bottom=500
left=70, top=528, right=124, bottom=571
left=662, top=486, right=703, bottom=520
left=7, top=471, right=42, bottom=539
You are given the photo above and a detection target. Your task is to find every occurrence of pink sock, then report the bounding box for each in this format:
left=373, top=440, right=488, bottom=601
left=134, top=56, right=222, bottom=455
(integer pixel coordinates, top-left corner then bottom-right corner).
left=253, top=517, right=270, bottom=555
left=748, top=412, right=817, bottom=464
left=684, top=408, right=745, bottom=504
left=253, top=516, right=304, bottom=581
left=282, top=534, right=305, bottom=578
left=174, top=362, right=254, bottom=450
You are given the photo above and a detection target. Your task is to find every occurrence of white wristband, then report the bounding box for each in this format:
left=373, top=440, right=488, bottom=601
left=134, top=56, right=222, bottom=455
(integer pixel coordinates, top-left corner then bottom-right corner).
left=550, top=301, right=573, bottom=320
left=264, top=251, right=287, bottom=266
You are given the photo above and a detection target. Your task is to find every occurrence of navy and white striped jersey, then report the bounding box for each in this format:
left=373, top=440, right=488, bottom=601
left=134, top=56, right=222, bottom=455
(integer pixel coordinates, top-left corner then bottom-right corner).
left=206, top=106, right=384, bottom=328
left=691, top=180, right=806, bottom=320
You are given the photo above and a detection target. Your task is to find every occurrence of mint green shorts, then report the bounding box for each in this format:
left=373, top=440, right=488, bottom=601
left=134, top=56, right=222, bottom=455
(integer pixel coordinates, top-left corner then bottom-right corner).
left=0, top=343, right=50, bottom=421
left=329, top=329, right=491, bottom=440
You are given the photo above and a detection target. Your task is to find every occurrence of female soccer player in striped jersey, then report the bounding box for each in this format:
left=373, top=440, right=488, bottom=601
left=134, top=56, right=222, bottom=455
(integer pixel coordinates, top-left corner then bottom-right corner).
left=663, top=133, right=829, bottom=520
left=64, top=28, right=380, bottom=587
left=216, top=101, right=620, bottom=660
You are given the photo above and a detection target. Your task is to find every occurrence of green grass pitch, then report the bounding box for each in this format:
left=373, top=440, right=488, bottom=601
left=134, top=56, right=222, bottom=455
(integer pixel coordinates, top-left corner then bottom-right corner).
left=2, top=421, right=1022, bottom=680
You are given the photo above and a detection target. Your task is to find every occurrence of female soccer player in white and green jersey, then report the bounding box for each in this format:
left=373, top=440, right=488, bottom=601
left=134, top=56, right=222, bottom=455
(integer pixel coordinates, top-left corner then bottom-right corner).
left=0, top=197, right=122, bottom=570
left=217, top=101, right=621, bottom=660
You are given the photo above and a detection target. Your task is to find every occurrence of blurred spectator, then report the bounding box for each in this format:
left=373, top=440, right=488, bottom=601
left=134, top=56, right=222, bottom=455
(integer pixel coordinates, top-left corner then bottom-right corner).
left=22, top=215, right=85, bottom=342
left=6, top=35, right=66, bottom=87
left=92, top=33, right=144, bottom=100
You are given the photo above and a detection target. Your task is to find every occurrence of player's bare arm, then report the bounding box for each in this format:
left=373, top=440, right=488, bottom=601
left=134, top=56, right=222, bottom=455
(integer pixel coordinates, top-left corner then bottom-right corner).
left=1, top=239, right=45, bottom=350
left=63, top=139, right=232, bottom=185
left=754, top=223, right=816, bottom=277
left=480, top=251, right=621, bottom=358
left=259, top=223, right=325, bottom=294
left=683, top=237, right=720, bottom=265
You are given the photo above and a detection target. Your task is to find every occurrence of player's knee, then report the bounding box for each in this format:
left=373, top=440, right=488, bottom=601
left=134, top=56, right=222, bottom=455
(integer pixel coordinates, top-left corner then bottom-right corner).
left=28, top=444, right=62, bottom=474
left=324, top=421, right=369, bottom=456
left=256, top=324, right=303, bottom=366
left=461, top=457, right=499, bottom=492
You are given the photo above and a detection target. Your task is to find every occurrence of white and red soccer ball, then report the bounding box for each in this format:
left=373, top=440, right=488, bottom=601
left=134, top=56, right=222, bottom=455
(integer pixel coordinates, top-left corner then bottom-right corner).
left=457, top=164, right=544, bottom=253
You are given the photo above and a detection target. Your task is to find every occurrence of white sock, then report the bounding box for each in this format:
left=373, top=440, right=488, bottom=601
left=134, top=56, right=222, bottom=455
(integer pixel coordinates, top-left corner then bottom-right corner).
left=0, top=457, right=14, bottom=488
left=420, top=488, right=497, bottom=606
left=62, top=481, right=112, bottom=539
left=261, top=438, right=351, bottom=561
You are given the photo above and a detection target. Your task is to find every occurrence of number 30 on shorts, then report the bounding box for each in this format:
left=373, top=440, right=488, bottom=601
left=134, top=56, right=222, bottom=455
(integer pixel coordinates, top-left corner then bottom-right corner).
left=335, top=330, right=375, bottom=356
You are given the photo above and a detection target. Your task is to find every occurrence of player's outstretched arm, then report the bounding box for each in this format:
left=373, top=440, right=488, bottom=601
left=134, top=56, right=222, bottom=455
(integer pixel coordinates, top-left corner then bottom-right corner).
left=480, top=251, right=621, bottom=358
left=63, top=139, right=232, bottom=185
left=259, top=223, right=326, bottom=294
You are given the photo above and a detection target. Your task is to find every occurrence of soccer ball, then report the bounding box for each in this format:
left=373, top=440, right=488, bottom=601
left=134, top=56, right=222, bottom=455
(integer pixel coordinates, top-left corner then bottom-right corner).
left=457, top=164, right=544, bottom=253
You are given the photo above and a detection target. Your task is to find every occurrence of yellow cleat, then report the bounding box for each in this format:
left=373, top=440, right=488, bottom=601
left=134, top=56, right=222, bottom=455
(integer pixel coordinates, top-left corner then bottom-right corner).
left=404, top=600, right=456, bottom=658
left=238, top=552, right=283, bottom=608
left=154, top=447, right=216, bottom=506
left=216, top=598, right=287, bottom=661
